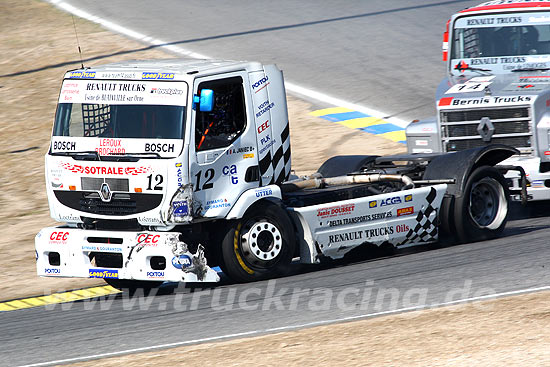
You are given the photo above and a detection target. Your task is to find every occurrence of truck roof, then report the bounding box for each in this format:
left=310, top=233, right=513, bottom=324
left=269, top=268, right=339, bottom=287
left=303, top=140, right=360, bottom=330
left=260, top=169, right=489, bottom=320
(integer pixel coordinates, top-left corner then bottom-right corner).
left=460, top=0, right=550, bottom=14
left=64, top=58, right=265, bottom=81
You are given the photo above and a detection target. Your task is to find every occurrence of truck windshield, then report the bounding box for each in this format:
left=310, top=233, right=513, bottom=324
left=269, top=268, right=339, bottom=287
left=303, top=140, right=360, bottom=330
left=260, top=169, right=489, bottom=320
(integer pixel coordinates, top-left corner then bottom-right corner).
left=451, top=11, right=550, bottom=70
left=53, top=103, right=185, bottom=139
left=53, top=79, right=187, bottom=139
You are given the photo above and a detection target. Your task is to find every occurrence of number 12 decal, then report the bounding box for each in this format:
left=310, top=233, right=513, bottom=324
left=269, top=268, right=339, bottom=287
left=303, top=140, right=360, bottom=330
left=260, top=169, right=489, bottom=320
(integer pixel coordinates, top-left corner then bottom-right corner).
left=195, top=169, right=215, bottom=191
left=146, top=174, right=164, bottom=190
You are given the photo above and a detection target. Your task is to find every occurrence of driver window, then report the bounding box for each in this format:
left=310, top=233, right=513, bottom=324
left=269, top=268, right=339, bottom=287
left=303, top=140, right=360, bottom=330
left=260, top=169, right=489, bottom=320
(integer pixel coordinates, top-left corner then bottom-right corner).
left=195, top=76, right=246, bottom=151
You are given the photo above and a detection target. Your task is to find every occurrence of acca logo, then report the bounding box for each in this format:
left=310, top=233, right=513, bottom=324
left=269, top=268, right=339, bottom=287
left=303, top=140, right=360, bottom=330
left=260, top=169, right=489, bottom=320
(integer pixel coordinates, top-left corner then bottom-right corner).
left=172, top=255, right=192, bottom=269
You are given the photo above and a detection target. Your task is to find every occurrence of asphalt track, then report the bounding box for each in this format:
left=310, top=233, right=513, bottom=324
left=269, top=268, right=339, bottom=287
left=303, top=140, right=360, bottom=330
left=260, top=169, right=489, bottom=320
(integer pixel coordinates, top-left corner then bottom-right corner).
left=3, top=1, right=550, bottom=366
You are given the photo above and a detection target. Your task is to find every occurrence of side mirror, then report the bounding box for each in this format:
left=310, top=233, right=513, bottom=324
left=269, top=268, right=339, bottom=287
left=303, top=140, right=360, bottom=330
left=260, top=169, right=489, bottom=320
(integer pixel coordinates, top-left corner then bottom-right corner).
left=193, top=89, right=214, bottom=112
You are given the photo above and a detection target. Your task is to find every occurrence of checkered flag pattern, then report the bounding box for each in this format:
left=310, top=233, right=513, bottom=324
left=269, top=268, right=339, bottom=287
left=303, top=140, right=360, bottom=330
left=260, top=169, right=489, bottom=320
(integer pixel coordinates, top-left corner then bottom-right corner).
left=259, top=121, right=291, bottom=185
left=82, top=104, right=111, bottom=137
left=399, top=187, right=439, bottom=245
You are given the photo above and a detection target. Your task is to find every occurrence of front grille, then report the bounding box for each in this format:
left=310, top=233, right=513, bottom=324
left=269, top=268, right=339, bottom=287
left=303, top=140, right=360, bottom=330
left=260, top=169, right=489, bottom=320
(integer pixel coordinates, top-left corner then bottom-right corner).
left=54, top=191, right=162, bottom=216
left=81, top=177, right=129, bottom=192
left=441, top=106, right=532, bottom=154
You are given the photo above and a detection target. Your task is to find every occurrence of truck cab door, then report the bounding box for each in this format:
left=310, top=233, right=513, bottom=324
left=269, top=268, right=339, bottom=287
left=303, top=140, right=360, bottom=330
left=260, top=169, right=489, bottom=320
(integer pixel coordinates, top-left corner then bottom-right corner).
left=189, top=73, right=259, bottom=219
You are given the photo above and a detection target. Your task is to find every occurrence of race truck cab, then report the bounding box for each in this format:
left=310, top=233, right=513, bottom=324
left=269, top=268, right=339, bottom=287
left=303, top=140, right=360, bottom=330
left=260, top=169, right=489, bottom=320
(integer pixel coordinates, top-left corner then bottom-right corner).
left=406, top=0, right=550, bottom=201
left=37, top=59, right=515, bottom=287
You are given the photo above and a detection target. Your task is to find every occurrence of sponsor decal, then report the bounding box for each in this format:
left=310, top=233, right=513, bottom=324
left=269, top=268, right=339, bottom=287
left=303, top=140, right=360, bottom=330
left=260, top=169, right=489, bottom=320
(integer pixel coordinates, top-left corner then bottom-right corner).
left=136, top=233, right=160, bottom=246
left=205, top=198, right=231, bottom=210
left=416, top=140, right=428, bottom=146
left=369, top=200, right=377, bottom=208
left=252, top=76, right=269, bottom=93
left=59, top=162, right=151, bottom=175
left=89, top=268, right=119, bottom=279
left=98, top=72, right=137, bottom=79
left=142, top=72, right=175, bottom=80
left=259, top=138, right=276, bottom=155
left=223, top=165, right=238, bottom=184
left=150, top=87, right=184, bottom=95
left=226, top=146, right=254, bottom=155
left=175, top=162, right=183, bottom=188
left=172, top=201, right=189, bottom=218
left=70, top=71, right=96, bottom=79
left=328, top=211, right=393, bottom=227
left=328, top=230, right=363, bottom=244
left=258, top=120, right=270, bottom=134
left=405, top=194, right=413, bottom=202
left=96, top=138, right=125, bottom=155
left=395, top=224, right=410, bottom=233
left=172, top=254, right=192, bottom=269
left=49, top=231, right=69, bottom=244
left=147, top=271, right=165, bottom=278
left=317, top=204, right=355, bottom=219
left=255, top=187, right=273, bottom=198
left=397, top=206, right=414, bottom=217
left=86, top=82, right=146, bottom=92
left=260, top=134, right=271, bottom=146
left=365, top=226, right=394, bottom=239
left=243, top=153, right=254, bottom=159
left=51, top=181, right=63, bottom=189
left=256, top=100, right=275, bottom=118
left=441, top=95, right=532, bottom=107
left=145, top=143, right=174, bottom=153
left=45, top=268, right=60, bottom=274
left=380, top=196, right=402, bottom=206
left=53, top=141, right=76, bottom=151
left=531, top=180, right=545, bottom=188
left=82, top=245, right=123, bottom=252
left=138, top=217, right=160, bottom=224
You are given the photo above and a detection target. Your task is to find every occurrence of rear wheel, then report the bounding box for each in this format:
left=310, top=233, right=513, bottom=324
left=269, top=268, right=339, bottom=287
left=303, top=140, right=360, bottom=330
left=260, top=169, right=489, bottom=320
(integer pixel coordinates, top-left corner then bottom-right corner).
left=220, top=201, right=295, bottom=282
left=454, top=166, right=509, bottom=243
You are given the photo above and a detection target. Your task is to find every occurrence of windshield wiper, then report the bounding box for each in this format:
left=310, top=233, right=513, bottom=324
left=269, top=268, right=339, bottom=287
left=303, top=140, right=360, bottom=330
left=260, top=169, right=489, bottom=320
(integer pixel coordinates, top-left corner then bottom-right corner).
left=454, top=63, right=491, bottom=74
left=512, top=67, right=550, bottom=72
left=50, top=151, right=101, bottom=161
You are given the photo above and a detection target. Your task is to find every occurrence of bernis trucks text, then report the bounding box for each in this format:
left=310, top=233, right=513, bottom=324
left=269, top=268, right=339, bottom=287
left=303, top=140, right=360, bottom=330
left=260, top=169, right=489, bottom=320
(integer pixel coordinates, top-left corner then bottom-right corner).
left=36, top=59, right=515, bottom=288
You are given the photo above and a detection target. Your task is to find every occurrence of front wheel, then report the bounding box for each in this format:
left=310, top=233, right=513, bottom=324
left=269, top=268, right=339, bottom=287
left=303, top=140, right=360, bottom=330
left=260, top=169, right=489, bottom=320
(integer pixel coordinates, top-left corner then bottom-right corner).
left=454, top=166, right=509, bottom=243
left=220, top=201, right=295, bottom=283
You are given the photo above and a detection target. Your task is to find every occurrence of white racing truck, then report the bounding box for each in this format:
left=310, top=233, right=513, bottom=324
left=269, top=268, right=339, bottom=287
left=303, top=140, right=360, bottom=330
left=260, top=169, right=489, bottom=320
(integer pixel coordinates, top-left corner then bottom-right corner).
left=36, top=59, right=515, bottom=287
left=406, top=0, right=550, bottom=202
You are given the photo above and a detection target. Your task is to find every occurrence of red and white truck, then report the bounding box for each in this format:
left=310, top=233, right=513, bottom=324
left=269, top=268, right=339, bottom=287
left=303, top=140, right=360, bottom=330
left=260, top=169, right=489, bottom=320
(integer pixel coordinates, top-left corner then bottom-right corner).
left=36, top=59, right=514, bottom=287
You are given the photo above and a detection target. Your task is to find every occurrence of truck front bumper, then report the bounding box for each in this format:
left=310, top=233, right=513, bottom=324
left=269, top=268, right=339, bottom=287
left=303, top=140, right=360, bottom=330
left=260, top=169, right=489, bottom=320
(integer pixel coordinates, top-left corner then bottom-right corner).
left=35, top=227, right=220, bottom=283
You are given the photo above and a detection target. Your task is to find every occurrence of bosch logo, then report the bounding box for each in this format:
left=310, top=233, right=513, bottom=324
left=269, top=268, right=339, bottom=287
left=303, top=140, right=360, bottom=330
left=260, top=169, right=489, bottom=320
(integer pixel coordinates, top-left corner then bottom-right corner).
left=145, top=143, right=174, bottom=153
left=50, top=232, right=69, bottom=241
left=172, top=255, right=192, bottom=269
left=53, top=141, right=76, bottom=151
left=258, top=120, right=270, bottom=134
left=45, top=268, right=60, bottom=274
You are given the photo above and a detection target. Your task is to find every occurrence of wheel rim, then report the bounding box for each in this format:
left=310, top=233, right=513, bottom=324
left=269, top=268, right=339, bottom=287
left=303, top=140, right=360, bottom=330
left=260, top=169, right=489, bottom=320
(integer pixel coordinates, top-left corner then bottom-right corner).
left=469, top=177, right=507, bottom=229
left=240, top=219, right=283, bottom=265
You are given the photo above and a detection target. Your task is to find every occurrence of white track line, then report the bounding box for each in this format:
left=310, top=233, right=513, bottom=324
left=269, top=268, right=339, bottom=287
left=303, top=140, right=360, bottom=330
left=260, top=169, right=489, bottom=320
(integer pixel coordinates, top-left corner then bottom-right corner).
left=47, top=0, right=409, bottom=128
left=17, top=285, right=550, bottom=367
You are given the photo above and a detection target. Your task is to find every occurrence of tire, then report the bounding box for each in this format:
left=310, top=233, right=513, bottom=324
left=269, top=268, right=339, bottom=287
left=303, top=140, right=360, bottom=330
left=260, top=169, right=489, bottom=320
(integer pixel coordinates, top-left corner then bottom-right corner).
left=453, top=166, right=509, bottom=243
left=220, top=201, right=295, bottom=282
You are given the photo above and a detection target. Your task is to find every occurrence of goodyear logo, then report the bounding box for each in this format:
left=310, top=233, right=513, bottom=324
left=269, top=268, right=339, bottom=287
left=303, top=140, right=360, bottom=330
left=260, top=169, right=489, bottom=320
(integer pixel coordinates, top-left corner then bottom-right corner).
left=69, top=71, right=96, bottom=79
left=142, top=72, right=175, bottom=80
left=369, top=200, right=377, bottom=208
left=405, top=194, right=413, bottom=202
left=89, top=268, right=119, bottom=279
